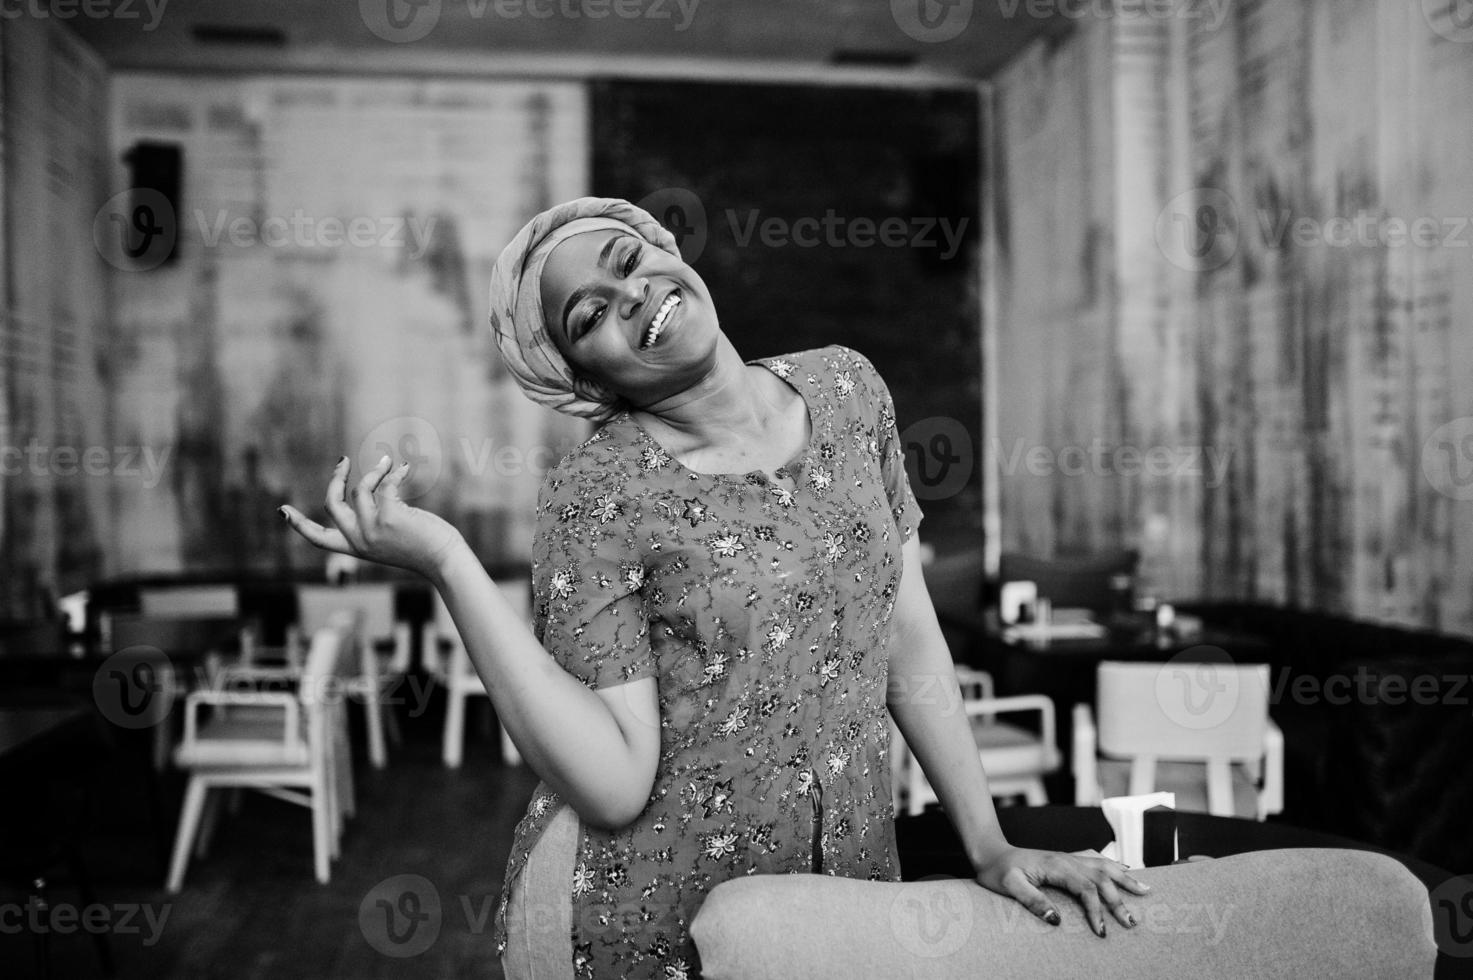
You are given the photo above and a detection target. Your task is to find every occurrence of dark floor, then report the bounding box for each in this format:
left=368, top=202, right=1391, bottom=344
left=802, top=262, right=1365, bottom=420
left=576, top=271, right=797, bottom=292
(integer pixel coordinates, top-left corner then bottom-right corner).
left=1, top=703, right=540, bottom=980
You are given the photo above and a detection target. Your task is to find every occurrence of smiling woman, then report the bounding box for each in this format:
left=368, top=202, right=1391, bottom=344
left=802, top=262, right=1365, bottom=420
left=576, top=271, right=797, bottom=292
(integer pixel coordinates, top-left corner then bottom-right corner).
left=282, top=197, right=1150, bottom=980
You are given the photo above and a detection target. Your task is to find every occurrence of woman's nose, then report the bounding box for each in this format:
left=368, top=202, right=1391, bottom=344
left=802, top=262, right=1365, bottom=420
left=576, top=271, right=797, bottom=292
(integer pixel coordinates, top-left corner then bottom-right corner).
left=615, top=276, right=648, bottom=317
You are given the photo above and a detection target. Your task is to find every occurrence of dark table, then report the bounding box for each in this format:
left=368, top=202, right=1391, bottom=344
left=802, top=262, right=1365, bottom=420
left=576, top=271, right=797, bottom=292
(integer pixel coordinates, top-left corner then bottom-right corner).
left=961, top=620, right=1272, bottom=801
left=0, top=703, right=94, bottom=768
left=968, top=619, right=1271, bottom=701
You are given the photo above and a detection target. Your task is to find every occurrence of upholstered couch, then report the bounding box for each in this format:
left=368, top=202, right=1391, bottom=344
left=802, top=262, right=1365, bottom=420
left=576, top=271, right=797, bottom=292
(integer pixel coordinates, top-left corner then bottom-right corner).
left=691, top=848, right=1437, bottom=979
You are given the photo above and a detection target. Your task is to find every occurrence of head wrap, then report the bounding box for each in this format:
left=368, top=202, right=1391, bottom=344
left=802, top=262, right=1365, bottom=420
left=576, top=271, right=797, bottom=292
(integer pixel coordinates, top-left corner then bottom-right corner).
left=488, top=197, right=681, bottom=422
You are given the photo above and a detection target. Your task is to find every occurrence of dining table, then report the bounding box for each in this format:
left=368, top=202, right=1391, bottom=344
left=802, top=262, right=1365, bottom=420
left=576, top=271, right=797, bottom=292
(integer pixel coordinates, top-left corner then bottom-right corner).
left=954, top=611, right=1273, bottom=802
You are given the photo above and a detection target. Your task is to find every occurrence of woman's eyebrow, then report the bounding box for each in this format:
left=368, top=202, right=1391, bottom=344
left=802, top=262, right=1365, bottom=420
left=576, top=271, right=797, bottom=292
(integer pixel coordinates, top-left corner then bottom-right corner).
left=560, top=235, right=625, bottom=339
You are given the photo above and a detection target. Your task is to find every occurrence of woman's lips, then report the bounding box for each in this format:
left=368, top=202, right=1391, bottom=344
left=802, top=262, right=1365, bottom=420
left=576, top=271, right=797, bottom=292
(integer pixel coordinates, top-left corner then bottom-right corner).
left=641, top=290, right=682, bottom=349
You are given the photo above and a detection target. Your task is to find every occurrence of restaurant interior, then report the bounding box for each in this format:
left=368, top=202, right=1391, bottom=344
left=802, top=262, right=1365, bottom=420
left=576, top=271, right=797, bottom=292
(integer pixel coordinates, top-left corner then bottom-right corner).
left=2, top=0, right=1472, bottom=976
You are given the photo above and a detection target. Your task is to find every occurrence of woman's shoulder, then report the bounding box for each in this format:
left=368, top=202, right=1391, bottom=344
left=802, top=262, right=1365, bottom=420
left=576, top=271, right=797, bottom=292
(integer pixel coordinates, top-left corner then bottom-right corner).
left=754, top=344, right=881, bottom=382
left=537, top=414, right=673, bottom=507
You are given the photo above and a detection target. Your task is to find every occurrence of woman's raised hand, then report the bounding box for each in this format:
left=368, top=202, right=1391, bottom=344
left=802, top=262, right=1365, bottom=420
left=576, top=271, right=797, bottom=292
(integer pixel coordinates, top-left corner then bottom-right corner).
left=279, top=455, right=468, bottom=580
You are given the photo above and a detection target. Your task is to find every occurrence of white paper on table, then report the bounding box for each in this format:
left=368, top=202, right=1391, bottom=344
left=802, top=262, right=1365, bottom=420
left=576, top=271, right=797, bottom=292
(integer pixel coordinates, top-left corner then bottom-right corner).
left=1101, top=792, right=1176, bottom=869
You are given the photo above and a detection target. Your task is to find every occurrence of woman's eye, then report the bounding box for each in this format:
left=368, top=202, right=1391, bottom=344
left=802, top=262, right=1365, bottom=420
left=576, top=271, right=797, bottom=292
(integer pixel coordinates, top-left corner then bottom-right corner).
left=622, top=244, right=642, bottom=276
left=580, top=303, right=606, bottom=339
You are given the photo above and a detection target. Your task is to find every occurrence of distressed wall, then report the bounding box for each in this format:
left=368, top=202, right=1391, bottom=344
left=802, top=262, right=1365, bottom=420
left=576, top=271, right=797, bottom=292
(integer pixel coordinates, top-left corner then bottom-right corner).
left=106, top=75, right=589, bottom=576
left=0, top=19, right=112, bottom=619
left=993, top=0, right=1473, bottom=634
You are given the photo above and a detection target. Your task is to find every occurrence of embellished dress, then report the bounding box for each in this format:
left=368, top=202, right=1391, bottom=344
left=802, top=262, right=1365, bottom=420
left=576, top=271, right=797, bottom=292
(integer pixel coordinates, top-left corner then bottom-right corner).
left=493, top=345, right=922, bottom=979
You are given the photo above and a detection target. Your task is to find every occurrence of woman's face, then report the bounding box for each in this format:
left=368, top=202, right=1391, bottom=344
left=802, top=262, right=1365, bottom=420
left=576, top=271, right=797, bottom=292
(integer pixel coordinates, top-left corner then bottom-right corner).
left=539, top=229, right=720, bottom=408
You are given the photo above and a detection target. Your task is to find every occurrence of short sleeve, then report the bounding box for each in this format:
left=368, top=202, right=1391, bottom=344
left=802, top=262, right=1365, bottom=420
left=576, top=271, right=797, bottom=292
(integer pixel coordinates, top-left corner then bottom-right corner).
left=531, top=456, right=655, bottom=689
left=845, top=348, right=923, bottom=543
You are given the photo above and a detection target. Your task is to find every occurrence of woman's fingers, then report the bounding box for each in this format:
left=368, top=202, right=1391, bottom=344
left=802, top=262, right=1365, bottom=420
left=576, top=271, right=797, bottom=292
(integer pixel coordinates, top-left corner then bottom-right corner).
left=1013, top=861, right=1108, bottom=938
left=376, top=460, right=412, bottom=503
left=997, top=869, right=1063, bottom=927
left=1106, top=861, right=1151, bottom=896
left=1088, top=865, right=1138, bottom=928
left=279, top=504, right=355, bottom=554
left=323, top=456, right=363, bottom=546
left=351, top=454, right=394, bottom=526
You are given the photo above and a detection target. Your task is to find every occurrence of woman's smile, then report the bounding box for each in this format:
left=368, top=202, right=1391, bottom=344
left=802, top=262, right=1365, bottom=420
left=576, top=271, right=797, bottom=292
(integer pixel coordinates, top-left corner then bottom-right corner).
left=641, top=290, right=682, bottom=350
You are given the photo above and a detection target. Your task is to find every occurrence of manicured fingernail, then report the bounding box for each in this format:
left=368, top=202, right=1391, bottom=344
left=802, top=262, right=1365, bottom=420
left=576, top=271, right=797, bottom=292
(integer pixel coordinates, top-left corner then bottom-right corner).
left=1125, top=911, right=1136, bottom=928
left=278, top=506, right=290, bottom=521
left=1096, top=919, right=1107, bottom=938
left=336, top=455, right=347, bottom=466
left=1043, top=909, right=1060, bottom=926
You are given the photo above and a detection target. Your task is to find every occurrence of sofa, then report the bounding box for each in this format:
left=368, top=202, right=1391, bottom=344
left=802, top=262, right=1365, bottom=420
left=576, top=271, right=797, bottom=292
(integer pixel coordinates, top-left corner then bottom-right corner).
left=691, top=848, right=1437, bottom=979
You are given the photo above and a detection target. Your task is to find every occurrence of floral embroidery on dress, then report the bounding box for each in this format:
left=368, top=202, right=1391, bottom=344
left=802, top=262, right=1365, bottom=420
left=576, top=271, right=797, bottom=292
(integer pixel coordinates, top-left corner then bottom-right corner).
left=494, top=346, right=922, bottom=979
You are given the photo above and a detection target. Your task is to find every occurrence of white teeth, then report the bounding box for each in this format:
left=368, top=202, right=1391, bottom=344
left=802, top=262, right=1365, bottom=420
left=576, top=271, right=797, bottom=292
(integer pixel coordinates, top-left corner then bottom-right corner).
left=642, top=293, right=681, bottom=349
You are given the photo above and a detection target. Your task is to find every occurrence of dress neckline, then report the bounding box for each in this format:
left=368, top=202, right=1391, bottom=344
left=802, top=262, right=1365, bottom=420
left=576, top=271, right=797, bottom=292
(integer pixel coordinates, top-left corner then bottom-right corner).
left=622, top=355, right=816, bottom=486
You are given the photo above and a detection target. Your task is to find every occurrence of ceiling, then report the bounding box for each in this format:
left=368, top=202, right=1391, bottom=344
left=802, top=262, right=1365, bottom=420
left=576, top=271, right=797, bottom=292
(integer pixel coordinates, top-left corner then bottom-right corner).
left=67, top=0, right=1071, bottom=81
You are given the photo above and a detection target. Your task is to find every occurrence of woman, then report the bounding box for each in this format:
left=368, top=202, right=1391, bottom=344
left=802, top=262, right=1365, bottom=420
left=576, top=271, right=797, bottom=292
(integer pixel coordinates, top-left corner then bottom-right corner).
left=280, top=197, right=1147, bottom=979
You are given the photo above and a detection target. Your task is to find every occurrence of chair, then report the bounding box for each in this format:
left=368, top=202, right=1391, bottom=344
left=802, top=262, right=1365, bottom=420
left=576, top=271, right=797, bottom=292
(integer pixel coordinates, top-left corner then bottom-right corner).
left=997, top=549, right=1139, bottom=618
left=165, top=616, right=354, bottom=890
left=104, top=612, right=246, bottom=771
left=892, top=665, right=1061, bottom=814
left=1072, top=660, right=1284, bottom=820
left=293, top=584, right=410, bottom=769
left=421, top=579, right=530, bottom=768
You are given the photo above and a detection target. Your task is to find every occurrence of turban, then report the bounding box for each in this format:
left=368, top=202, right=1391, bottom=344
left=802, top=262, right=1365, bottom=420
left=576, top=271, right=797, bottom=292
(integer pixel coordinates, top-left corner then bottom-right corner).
left=488, top=197, right=681, bottom=422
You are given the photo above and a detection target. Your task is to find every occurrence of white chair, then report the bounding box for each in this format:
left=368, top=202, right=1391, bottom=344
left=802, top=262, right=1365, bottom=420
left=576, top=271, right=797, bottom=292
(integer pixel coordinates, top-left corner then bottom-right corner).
left=1072, top=661, right=1284, bottom=820
left=166, top=616, right=354, bottom=890
left=293, top=584, right=410, bottom=769
left=422, top=579, right=530, bottom=768
left=105, top=611, right=246, bottom=771
left=892, top=666, right=1061, bottom=815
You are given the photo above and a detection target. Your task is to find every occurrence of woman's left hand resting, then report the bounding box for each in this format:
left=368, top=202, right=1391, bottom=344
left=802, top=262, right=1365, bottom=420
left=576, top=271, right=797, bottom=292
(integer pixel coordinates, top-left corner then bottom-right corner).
left=279, top=455, right=468, bottom=579
left=973, top=845, right=1149, bottom=936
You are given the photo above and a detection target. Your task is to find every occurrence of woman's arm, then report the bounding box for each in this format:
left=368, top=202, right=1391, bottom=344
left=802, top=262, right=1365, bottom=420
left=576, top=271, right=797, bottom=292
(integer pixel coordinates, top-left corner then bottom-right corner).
left=281, top=455, right=660, bottom=829
left=886, top=535, right=1147, bottom=935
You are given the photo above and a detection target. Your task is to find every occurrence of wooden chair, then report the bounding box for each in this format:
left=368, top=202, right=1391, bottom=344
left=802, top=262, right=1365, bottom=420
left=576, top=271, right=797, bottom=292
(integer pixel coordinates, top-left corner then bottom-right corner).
left=1073, top=661, right=1284, bottom=820
left=293, top=584, right=410, bottom=769
left=165, top=616, right=354, bottom=890
left=892, top=666, right=1061, bottom=814
left=421, top=579, right=530, bottom=768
